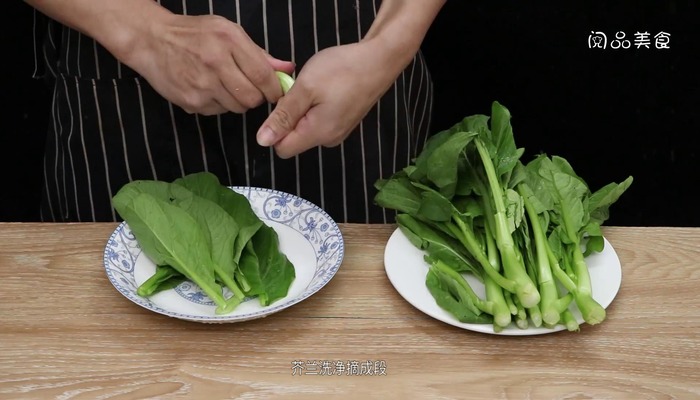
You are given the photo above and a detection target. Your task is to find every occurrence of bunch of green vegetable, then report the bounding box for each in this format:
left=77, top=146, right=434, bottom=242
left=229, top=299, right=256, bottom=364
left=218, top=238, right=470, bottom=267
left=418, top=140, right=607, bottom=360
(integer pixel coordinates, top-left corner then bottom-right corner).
left=374, top=101, right=632, bottom=332
left=112, top=172, right=296, bottom=315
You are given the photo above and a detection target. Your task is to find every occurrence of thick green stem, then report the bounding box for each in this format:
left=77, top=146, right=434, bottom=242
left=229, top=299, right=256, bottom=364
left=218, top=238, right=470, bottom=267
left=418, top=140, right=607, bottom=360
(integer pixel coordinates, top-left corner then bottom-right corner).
left=484, top=224, right=512, bottom=328
left=213, top=264, right=246, bottom=301
left=520, top=185, right=560, bottom=326
left=550, top=243, right=605, bottom=326
left=528, top=306, right=543, bottom=327
left=546, top=245, right=577, bottom=293
left=137, top=265, right=179, bottom=297
left=504, top=290, right=517, bottom=315
left=561, top=309, right=580, bottom=332
left=553, top=293, right=574, bottom=313
left=571, top=245, right=606, bottom=325
left=196, top=267, right=235, bottom=315
left=484, top=276, right=511, bottom=328
left=235, top=270, right=252, bottom=293
left=512, top=295, right=529, bottom=330
left=446, top=220, right=517, bottom=293
left=475, top=140, right=540, bottom=308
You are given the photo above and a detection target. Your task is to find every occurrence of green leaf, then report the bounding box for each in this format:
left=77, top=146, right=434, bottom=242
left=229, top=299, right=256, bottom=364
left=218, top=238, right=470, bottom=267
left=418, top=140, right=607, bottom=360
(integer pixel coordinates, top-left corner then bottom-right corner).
left=112, top=177, right=244, bottom=299
left=587, top=176, right=634, bottom=226
left=373, top=176, right=423, bottom=215
left=583, top=235, right=605, bottom=256
left=174, top=172, right=262, bottom=263
left=238, top=242, right=263, bottom=297
left=452, top=195, right=483, bottom=218
left=550, top=156, right=586, bottom=188
left=536, top=157, right=589, bottom=243
left=426, top=267, right=493, bottom=324
left=454, top=159, right=476, bottom=196
left=112, top=192, right=229, bottom=312
left=397, top=214, right=481, bottom=278
left=522, top=157, right=555, bottom=212
left=503, top=188, right=525, bottom=234
left=488, top=101, right=524, bottom=178
left=411, top=115, right=486, bottom=184
left=426, top=131, right=478, bottom=199
left=239, top=224, right=296, bottom=306
left=409, top=130, right=455, bottom=182
left=170, top=192, right=244, bottom=299
left=461, top=114, right=490, bottom=133
left=418, top=190, right=454, bottom=222
left=136, top=265, right=184, bottom=297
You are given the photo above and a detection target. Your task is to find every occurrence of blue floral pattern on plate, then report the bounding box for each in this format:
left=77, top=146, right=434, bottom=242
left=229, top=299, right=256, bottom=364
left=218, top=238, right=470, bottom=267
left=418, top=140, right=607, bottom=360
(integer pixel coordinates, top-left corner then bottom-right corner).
left=103, top=187, right=345, bottom=323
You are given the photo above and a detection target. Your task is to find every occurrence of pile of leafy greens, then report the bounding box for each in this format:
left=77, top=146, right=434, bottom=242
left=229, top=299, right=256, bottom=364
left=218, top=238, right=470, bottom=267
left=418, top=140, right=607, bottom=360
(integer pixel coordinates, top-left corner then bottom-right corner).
left=374, top=101, right=633, bottom=332
left=112, top=172, right=296, bottom=315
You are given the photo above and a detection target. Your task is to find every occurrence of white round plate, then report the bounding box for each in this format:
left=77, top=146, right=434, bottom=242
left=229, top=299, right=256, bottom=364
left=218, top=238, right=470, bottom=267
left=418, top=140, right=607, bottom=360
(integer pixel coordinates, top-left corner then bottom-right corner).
left=384, top=228, right=622, bottom=335
left=104, top=187, right=344, bottom=323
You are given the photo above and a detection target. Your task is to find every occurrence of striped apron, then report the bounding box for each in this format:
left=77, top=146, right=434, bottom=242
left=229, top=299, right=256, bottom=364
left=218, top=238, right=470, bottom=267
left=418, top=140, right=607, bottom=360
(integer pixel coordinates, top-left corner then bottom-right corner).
left=33, top=0, right=434, bottom=224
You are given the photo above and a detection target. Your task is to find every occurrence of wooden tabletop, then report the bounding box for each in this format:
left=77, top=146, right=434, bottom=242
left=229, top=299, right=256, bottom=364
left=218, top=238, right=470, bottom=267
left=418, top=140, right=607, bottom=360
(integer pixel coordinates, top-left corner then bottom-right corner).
left=0, top=223, right=699, bottom=399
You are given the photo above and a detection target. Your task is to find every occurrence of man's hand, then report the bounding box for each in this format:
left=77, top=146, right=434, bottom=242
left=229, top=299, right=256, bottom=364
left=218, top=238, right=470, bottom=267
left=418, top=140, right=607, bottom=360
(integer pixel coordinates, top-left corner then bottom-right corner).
left=255, top=42, right=394, bottom=159
left=25, top=0, right=295, bottom=116
left=255, top=0, right=445, bottom=158
left=129, top=13, right=295, bottom=115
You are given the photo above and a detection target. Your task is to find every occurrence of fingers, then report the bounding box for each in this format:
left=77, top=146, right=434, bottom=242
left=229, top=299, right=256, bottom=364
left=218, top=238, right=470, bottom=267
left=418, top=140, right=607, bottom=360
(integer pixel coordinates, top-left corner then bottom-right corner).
left=216, top=59, right=264, bottom=111
left=267, top=98, right=349, bottom=160
left=178, top=75, right=246, bottom=115
left=231, top=40, right=289, bottom=104
left=256, top=85, right=313, bottom=149
left=266, top=54, right=296, bottom=76
left=183, top=100, right=228, bottom=116
left=179, top=21, right=293, bottom=114
left=271, top=116, right=319, bottom=159
left=271, top=107, right=347, bottom=159
left=187, top=55, right=292, bottom=115
left=213, top=52, right=294, bottom=113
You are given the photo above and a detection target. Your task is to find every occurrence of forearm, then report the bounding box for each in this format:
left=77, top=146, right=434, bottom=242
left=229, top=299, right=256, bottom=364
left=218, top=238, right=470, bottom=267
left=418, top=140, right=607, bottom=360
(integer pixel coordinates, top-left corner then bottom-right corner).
left=24, top=0, right=171, bottom=63
left=362, top=0, right=446, bottom=75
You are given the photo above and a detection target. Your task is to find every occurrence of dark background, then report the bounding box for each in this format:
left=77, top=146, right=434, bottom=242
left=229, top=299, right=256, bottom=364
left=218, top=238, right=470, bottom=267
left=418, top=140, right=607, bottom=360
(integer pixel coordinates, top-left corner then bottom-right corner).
left=2, top=1, right=699, bottom=226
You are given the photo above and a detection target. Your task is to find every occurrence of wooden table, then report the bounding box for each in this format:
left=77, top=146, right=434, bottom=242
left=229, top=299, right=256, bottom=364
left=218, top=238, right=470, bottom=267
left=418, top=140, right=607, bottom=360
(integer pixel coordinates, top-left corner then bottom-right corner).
left=1, top=223, right=698, bottom=399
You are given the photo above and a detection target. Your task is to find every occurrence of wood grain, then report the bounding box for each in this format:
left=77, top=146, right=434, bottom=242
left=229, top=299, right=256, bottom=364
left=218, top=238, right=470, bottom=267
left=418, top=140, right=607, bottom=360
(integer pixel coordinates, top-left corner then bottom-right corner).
left=1, top=223, right=699, bottom=399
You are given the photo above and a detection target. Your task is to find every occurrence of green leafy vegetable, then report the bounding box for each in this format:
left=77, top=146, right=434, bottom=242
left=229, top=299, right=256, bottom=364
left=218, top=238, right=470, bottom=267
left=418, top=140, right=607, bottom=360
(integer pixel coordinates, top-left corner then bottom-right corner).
left=111, top=179, right=246, bottom=304
left=238, top=224, right=296, bottom=306
left=137, top=265, right=186, bottom=297
left=112, top=172, right=296, bottom=315
left=112, top=191, right=236, bottom=314
left=173, top=173, right=264, bottom=292
left=173, top=172, right=263, bottom=264
left=375, top=101, right=632, bottom=331
left=426, top=264, right=493, bottom=324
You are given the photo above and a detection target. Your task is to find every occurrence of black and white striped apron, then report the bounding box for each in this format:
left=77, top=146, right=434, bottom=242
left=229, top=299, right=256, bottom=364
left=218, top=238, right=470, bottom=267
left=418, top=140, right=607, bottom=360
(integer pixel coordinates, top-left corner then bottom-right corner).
left=33, top=0, right=434, bottom=224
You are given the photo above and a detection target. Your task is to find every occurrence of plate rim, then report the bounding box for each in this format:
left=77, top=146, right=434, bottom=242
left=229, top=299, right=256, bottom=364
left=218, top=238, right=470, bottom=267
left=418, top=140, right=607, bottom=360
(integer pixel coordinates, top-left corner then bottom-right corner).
left=103, top=186, right=345, bottom=323
left=383, top=227, right=622, bottom=335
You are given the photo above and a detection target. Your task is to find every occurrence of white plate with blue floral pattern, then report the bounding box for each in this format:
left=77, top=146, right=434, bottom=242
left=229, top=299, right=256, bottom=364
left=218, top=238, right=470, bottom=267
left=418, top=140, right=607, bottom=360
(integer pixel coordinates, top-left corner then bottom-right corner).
left=103, top=187, right=345, bottom=323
